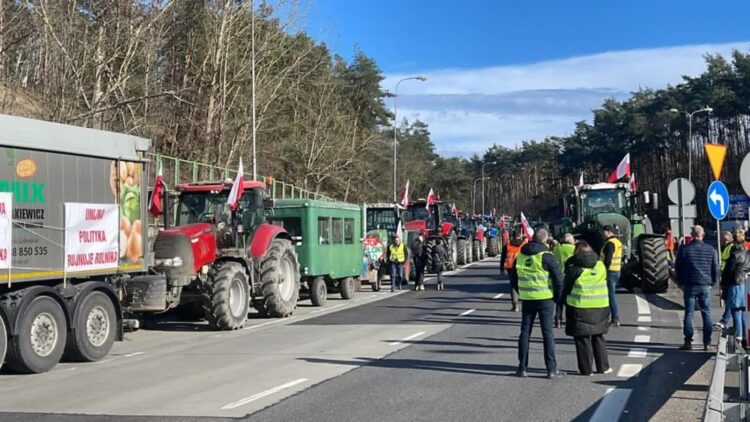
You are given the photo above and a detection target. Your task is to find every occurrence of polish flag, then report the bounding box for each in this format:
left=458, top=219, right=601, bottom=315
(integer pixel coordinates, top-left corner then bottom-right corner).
left=576, top=172, right=584, bottom=188
left=520, top=212, right=534, bottom=239
left=607, top=153, right=631, bottom=183
left=399, top=180, right=410, bottom=209
left=227, top=158, right=244, bottom=211
left=148, top=164, right=164, bottom=218
left=629, top=172, right=637, bottom=191
left=425, top=188, right=436, bottom=209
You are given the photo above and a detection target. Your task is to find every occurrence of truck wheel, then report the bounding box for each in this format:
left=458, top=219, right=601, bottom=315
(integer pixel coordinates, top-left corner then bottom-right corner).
left=310, top=277, right=327, bottom=306
left=7, top=296, right=67, bottom=374
left=472, top=240, right=481, bottom=262
left=204, top=262, right=249, bottom=330
left=640, top=237, right=670, bottom=293
left=256, top=238, right=301, bottom=317
left=0, top=313, right=6, bottom=371
left=340, top=277, right=355, bottom=300
left=65, top=291, right=116, bottom=362
left=456, top=238, right=468, bottom=266
left=488, top=238, right=499, bottom=257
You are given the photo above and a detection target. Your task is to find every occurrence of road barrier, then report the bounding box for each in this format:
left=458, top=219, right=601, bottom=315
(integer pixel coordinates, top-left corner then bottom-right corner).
left=147, top=153, right=334, bottom=202
left=704, top=334, right=747, bottom=421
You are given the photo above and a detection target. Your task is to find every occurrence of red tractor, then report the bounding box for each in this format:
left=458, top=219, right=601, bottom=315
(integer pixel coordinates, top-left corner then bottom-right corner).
left=127, top=180, right=300, bottom=330
left=403, top=199, right=457, bottom=273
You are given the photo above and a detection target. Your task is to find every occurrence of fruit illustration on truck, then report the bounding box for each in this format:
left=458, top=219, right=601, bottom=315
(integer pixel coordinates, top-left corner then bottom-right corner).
left=362, top=203, right=407, bottom=291
left=570, top=182, right=668, bottom=293
left=0, top=114, right=299, bottom=374
left=267, top=199, right=362, bottom=306
left=403, top=199, right=457, bottom=272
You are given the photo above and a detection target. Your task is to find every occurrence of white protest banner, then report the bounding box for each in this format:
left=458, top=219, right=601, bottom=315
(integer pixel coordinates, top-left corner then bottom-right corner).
left=64, top=203, right=119, bottom=272
left=0, top=192, right=12, bottom=269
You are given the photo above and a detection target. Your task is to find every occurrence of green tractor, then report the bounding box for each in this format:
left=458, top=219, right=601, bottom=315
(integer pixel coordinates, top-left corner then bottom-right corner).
left=572, top=182, right=669, bottom=293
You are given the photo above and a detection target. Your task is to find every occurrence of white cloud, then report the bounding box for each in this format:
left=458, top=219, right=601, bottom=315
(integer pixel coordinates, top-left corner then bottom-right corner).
left=385, top=41, right=750, bottom=156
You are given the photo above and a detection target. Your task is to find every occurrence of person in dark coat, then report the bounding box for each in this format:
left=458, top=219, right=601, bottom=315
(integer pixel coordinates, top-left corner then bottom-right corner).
left=432, top=238, right=448, bottom=291
left=562, top=241, right=612, bottom=376
left=721, top=230, right=750, bottom=349
left=411, top=234, right=428, bottom=291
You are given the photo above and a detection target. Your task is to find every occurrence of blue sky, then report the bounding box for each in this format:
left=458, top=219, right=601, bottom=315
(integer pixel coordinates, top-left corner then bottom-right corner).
left=306, top=0, right=750, bottom=156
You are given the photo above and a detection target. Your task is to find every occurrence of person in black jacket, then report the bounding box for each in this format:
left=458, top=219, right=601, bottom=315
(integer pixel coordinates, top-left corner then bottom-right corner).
left=411, top=235, right=428, bottom=291
left=432, top=238, right=448, bottom=291
left=721, top=231, right=750, bottom=348
left=562, top=241, right=612, bottom=376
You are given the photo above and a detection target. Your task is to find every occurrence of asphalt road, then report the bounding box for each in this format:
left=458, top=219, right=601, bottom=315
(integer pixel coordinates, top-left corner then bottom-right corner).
left=0, top=258, right=716, bottom=421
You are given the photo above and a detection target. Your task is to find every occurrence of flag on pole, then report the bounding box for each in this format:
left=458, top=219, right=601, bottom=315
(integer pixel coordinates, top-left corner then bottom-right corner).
left=227, top=158, right=244, bottom=211
left=520, top=212, right=534, bottom=239
left=629, top=172, right=637, bottom=191
left=396, top=222, right=403, bottom=240
left=451, top=203, right=458, bottom=216
left=399, top=180, right=410, bottom=209
left=577, top=173, right=584, bottom=188
left=607, top=153, right=631, bottom=183
left=425, top=188, right=436, bottom=210
left=148, top=164, right=165, bottom=218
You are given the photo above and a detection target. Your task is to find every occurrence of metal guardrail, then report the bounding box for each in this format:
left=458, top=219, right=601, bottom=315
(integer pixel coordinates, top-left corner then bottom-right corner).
left=146, top=153, right=334, bottom=202
left=704, top=334, right=745, bottom=421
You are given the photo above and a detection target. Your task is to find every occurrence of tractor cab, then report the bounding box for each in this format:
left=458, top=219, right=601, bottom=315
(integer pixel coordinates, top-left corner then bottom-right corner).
left=404, top=199, right=458, bottom=271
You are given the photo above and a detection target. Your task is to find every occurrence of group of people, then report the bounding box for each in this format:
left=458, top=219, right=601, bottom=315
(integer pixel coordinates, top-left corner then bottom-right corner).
left=505, top=226, right=623, bottom=378
left=386, top=234, right=448, bottom=292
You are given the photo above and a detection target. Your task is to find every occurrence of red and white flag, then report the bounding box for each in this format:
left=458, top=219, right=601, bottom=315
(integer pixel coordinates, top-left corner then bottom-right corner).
left=629, top=172, right=637, bottom=191
left=607, top=153, right=631, bottom=183
left=577, top=173, right=584, bottom=188
left=148, top=164, right=164, bottom=218
left=451, top=203, right=458, bottom=216
left=425, top=188, right=436, bottom=209
left=520, top=212, right=534, bottom=239
left=227, top=158, right=244, bottom=211
left=399, top=180, right=410, bottom=208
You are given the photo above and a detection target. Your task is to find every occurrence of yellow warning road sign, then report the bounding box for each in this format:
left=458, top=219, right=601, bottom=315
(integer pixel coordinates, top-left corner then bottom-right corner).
left=705, top=143, right=727, bottom=180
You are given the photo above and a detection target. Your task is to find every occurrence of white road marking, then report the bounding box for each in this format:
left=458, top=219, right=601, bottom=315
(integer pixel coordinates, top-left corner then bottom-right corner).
left=590, top=388, right=632, bottom=422
left=634, top=335, right=651, bottom=343
left=242, top=318, right=288, bottom=331
left=221, top=378, right=309, bottom=410
left=637, top=326, right=650, bottom=331
left=389, top=331, right=427, bottom=346
left=310, top=304, right=344, bottom=314
left=123, top=352, right=145, bottom=358
left=493, top=293, right=505, bottom=299
left=459, top=309, right=476, bottom=317
left=92, top=358, right=116, bottom=365
left=369, top=294, right=377, bottom=298
left=628, top=348, right=648, bottom=358
left=617, top=364, right=643, bottom=378
left=637, top=315, right=652, bottom=323
left=635, top=295, right=650, bottom=315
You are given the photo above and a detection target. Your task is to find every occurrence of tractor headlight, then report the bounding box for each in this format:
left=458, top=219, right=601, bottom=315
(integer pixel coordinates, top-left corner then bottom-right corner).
left=155, top=257, right=183, bottom=267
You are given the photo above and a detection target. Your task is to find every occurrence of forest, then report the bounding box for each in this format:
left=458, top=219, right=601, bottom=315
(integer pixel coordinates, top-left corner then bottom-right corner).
left=0, top=1, right=747, bottom=226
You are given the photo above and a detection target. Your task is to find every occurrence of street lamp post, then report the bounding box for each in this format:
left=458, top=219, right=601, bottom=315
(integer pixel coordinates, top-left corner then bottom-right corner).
left=393, top=75, right=427, bottom=202
left=481, top=161, right=498, bottom=215
left=472, top=177, right=489, bottom=214
left=670, top=106, right=713, bottom=181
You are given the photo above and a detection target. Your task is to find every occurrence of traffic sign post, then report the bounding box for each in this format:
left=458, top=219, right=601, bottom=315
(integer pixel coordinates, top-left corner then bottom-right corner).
left=667, top=178, right=696, bottom=238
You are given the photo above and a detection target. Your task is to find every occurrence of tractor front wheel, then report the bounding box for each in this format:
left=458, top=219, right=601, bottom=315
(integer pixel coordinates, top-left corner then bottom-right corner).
left=487, top=237, right=499, bottom=257
left=472, top=240, right=481, bottom=262
left=204, top=262, right=249, bottom=330
left=639, top=236, right=670, bottom=293
left=456, top=238, right=468, bottom=266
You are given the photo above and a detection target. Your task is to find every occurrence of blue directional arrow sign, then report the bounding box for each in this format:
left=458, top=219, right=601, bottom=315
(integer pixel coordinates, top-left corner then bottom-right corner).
left=707, top=181, right=729, bottom=220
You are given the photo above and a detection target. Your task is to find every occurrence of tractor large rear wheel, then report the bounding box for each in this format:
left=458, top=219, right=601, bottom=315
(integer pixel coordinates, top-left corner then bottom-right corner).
left=456, top=238, right=468, bottom=266
left=425, top=239, right=436, bottom=273
left=255, top=238, right=300, bottom=317
left=472, top=240, right=481, bottom=262
left=640, top=236, right=670, bottom=293
left=487, top=237, right=499, bottom=257
left=204, top=262, right=249, bottom=330
left=446, top=233, right=458, bottom=271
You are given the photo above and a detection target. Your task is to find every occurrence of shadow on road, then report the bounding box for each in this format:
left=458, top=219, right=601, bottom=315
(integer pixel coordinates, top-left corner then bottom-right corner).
left=299, top=356, right=519, bottom=377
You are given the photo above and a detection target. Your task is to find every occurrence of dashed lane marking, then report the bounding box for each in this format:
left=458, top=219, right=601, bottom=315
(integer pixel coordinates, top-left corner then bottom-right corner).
left=637, top=316, right=652, bottom=323
left=590, top=388, right=632, bottom=422
left=627, top=348, right=648, bottom=358
left=617, top=364, right=643, bottom=378
left=634, top=335, right=651, bottom=343
left=123, top=352, right=145, bottom=358
left=389, top=331, right=427, bottom=346
left=459, top=309, right=476, bottom=317
left=221, top=378, right=309, bottom=410
left=310, top=304, right=344, bottom=314
left=242, top=318, right=288, bottom=331
left=493, top=293, right=505, bottom=299
left=635, top=295, right=650, bottom=315
left=637, top=326, right=650, bottom=331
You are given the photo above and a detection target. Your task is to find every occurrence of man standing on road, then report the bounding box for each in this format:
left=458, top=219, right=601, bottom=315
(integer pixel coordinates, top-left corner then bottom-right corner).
left=511, top=228, right=565, bottom=378
left=411, top=234, right=427, bottom=291
left=600, top=225, right=623, bottom=327
left=389, top=235, right=407, bottom=293
left=552, top=233, right=576, bottom=328
left=675, top=225, right=719, bottom=352
left=503, top=231, right=526, bottom=312
left=715, top=231, right=735, bottom=330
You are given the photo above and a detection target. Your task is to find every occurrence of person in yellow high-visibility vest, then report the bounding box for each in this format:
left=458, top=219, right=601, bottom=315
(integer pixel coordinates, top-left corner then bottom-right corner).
left=552, top=233, right=576, bottom=328
left=716, top=230, right=742, bottom=330
left=562, top=241, right=613, bottom=376
left=388, top=236, right=407, bottom=292
left=600, top=225, right=622, bottom=327
left=510, top=228, right=565, bottom=379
